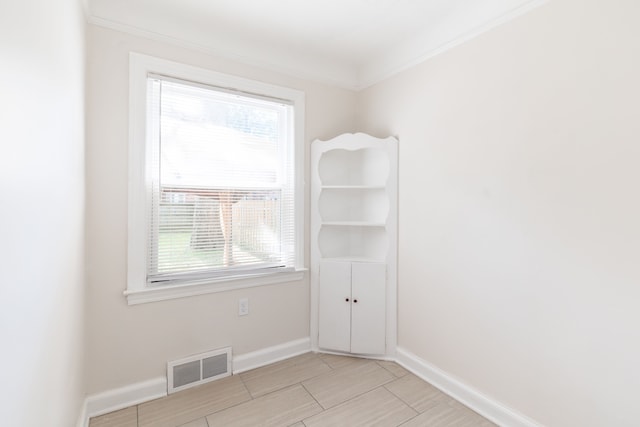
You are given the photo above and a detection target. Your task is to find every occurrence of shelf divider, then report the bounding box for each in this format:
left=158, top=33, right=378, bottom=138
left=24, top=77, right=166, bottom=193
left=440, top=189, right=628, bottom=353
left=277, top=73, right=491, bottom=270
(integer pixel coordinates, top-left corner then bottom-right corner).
left=321, top=221, right=386, bottom=227
left=321, top=185, right=386, bottom=190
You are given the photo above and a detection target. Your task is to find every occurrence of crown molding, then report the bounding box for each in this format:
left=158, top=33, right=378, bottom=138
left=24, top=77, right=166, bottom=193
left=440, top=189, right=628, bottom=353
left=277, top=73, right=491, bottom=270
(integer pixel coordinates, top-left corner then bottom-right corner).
left=356, top=0, right=549, bottom=90
left=86, top=14, right=360, bottom=90
left=86, top=0, right=548, bottom=92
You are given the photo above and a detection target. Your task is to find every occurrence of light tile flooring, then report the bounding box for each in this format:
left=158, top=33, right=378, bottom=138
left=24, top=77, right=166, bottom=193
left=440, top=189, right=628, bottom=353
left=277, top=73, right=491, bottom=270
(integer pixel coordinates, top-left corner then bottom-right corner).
left=89, top=353, right=496, bottom=427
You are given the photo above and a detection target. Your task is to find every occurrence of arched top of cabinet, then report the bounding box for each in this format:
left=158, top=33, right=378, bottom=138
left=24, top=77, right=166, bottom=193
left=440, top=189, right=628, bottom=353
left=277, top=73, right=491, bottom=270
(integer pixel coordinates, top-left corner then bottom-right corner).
left=312, top=132, right=397, bottom=152
left=313, top=133, right=397, bottom=187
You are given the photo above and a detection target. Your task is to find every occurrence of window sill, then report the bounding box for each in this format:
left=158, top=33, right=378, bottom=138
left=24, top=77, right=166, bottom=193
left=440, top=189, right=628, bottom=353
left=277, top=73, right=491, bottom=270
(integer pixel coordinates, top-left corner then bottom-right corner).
left=124, top=268, right=307, bottom=305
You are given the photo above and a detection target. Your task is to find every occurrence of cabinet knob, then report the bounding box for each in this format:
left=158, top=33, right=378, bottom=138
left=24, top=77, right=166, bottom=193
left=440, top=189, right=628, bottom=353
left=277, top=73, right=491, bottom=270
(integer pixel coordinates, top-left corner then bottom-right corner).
left=345, top=298, right=349, bottom=302
left=353, top=299, right=358, bottom=303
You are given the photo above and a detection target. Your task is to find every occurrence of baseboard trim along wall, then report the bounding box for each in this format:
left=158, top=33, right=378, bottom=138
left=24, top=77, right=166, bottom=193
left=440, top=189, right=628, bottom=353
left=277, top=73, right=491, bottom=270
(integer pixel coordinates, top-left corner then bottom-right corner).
left=232, top=337, right=311, bottom=374
left=79, top=376, right=167, bottom=426
left=76, top=399, right=88, bottom=427
left=80, top=340, right=535, bottom=427
left=78, top=337, right=312, bottom=426
left=396, top=347, right=541, bottom=427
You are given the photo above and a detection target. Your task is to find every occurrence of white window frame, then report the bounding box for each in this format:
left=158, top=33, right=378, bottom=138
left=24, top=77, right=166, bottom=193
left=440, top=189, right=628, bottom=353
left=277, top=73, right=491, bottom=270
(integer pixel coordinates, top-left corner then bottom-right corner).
left=126, top=53, right=306, bottom=305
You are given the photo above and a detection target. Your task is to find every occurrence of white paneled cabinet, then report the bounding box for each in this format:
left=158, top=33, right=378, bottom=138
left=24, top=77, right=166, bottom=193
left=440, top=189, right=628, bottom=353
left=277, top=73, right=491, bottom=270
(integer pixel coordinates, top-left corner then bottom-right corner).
left=317, top=261, right=351, bottom=352
left=311, top=133, right=397, bottom=357
left=318, top=261, right=386, bottom=355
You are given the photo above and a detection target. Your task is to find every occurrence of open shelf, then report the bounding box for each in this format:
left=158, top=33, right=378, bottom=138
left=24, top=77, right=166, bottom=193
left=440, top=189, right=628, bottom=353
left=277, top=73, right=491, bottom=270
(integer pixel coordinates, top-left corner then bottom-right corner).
left=318, top=225, right=387, bottom=262
left=318, top=148, right=389, bottom=186
left=319, top=188, right=388, bottom=224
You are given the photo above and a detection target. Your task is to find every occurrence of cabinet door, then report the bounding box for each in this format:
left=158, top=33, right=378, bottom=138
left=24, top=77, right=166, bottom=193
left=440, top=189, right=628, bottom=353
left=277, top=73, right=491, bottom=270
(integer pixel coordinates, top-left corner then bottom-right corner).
left=318, top=261, right=352, bottom=352
left=350, top=262, right=386, bottom=355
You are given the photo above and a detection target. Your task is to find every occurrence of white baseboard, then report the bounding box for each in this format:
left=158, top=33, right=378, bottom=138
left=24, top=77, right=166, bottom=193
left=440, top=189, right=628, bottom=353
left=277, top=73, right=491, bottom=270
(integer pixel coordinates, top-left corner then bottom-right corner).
left=76, top=398, right=88, bottom=427
left=78, top=337, right=311, bottom=426
left=233, top=337, right=311, bottom=374
left=81, top=340, right=538, bottom=427
left=79, top=377, right=167, bottom=426
left=396, top=347, right=541, bottom=427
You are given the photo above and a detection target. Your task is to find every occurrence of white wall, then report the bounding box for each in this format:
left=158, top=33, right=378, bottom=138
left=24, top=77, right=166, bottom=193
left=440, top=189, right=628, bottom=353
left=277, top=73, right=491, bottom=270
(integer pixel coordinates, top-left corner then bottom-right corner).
left=357, top=0, right=640, bottom=426
left=0, top=1, right=86, bottom=426
left=85, top=25, right=357, bottom=394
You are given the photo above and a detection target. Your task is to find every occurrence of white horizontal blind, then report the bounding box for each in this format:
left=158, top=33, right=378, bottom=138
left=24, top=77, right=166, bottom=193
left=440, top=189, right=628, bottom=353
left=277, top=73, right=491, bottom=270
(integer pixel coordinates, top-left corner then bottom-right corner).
left=146, top=76, right=295, bottom=284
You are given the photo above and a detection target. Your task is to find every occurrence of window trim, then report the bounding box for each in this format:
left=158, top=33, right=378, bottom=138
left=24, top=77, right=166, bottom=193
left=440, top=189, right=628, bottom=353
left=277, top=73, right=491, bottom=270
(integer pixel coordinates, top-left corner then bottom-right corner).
left=127, top=53, right=306, bottom=305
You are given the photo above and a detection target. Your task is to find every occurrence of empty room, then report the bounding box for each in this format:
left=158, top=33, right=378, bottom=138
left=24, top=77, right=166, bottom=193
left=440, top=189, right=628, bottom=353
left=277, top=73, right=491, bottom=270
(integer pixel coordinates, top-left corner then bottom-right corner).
left=2, top=0, right=639, bottom=426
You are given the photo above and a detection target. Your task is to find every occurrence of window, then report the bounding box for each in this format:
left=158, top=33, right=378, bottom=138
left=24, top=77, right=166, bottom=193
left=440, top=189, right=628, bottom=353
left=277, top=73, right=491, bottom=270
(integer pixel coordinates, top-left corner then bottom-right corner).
left=127, top=54, right=305, bottom=304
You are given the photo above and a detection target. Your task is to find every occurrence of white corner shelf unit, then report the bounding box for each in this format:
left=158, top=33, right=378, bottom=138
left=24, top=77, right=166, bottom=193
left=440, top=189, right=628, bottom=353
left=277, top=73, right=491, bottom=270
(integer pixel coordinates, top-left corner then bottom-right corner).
left=311, top=132, right=398, bottom=357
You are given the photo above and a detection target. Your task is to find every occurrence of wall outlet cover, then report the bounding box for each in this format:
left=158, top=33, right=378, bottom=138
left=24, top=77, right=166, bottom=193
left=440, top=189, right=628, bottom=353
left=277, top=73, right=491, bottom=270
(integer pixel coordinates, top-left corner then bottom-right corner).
left=239, top=298, right=249, bottom=316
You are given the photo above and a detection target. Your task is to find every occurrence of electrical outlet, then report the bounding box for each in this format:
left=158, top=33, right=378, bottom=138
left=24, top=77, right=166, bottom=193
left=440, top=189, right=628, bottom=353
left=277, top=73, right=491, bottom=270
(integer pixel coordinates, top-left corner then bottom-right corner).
left=238, top=298, right=249, bottom=316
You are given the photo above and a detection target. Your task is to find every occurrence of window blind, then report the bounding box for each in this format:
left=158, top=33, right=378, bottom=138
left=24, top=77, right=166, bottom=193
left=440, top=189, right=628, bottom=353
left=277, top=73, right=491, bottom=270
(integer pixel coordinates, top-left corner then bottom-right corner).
left=146, top=76, right=296, bottom=284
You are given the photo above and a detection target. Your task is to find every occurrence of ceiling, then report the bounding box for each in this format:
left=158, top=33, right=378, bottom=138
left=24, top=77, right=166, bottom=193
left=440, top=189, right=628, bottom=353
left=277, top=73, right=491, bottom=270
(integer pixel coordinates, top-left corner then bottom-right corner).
left=86, top=0, right=545, bottom=90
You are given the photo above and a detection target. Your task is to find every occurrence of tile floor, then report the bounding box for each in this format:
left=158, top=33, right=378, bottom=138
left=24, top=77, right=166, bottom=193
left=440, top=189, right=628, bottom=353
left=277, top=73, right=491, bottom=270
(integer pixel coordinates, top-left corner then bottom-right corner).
left=89, top=352, right=496, bottom=427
